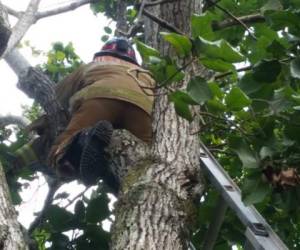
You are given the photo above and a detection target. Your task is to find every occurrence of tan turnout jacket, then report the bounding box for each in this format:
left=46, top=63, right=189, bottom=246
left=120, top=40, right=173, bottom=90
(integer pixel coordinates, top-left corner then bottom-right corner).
left=56, top=58, right=155, bottom=115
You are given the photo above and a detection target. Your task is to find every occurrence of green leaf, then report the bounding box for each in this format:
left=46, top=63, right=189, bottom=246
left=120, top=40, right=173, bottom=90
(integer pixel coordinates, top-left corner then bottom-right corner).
left=247, top=36, right=272, bottom=64
left=135, top=40, right=160, bottom=61
left=46, top=205, right=73, bottom=231
left=291, top=94, right=300, bottom=104
left=161, top=32, right=192, bottom=56
left=55, top=51, right=65, bottom=61
left=208, top=82, right=224, bottom=99
left=191, top=12, right=216, bottom=40
left=74, top=200, right=85, bottom=221
left=266, top=40, right=287, bottom=59
left=86, top=195, right=110, bottom=223
left=252, top=60, right=281, bottom=83
left=101, top=35, right=109, bottom=42
left=229, top=136, right=259, bottom=168
left=269, top=87, right=294, bottom=114
left=265, top=10, right=300, bottom=33
left=284, top=113, right=300, bottom=143
left=238, top=73, right=264, bottom=95
left=290, top=57, right=300, bottom=79
left=104, top=26, right=112, bottom=34
left=194, top=37, right=244, bottom=63
left=169, top=91, right=196, bottom=121
left=225, top=87, right=252, bottom=111
left=201, top=58, right=234, bottom=72
left=242, top=178, right=271, bottom=205
left=261, top=0, right=283, bottom=14
left=187, top=77, right=213, bottom=104
left=207, top=99, right=226, bottom=113
left=166, top=64, right=185, bottom=83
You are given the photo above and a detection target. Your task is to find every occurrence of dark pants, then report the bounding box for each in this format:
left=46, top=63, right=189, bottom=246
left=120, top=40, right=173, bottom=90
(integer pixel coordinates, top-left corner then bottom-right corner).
left=50, top=98, right=152, bottom=166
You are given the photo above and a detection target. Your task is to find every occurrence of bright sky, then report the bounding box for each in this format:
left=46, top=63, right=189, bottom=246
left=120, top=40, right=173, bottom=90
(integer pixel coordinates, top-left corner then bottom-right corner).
left=0, top=0, right=113, bottom=228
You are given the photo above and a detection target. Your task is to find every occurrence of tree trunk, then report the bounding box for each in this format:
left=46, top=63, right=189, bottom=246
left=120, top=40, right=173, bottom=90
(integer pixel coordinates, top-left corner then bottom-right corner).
left=111, top=1, right=205, bottom=249
left=0, top=163, right=29, bottom=250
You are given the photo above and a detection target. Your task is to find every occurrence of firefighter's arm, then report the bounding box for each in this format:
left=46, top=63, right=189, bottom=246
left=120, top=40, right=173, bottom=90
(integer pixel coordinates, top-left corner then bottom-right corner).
left=54, top=64, right=87, bottom=110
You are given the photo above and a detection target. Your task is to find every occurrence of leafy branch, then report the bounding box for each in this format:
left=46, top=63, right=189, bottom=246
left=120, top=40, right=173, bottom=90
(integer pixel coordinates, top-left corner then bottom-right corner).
left=213, top=13, right=265, bottom=31
left=206, top=0, right=257, bottom=40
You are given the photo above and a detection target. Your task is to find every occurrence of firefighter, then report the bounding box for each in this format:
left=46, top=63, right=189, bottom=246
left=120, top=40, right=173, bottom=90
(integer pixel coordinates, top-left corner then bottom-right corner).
left=15, top=37, right=155, bottom=186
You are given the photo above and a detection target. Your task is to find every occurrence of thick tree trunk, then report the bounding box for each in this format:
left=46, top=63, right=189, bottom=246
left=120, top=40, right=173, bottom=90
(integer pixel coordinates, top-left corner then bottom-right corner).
left=0, top=163, right=29, bottom=250
left=111, top=1, right=205, bottom=249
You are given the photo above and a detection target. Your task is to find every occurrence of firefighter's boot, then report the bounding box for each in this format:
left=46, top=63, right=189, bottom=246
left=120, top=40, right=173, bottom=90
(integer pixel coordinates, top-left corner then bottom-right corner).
left=79, top=120, right=113, bottom=185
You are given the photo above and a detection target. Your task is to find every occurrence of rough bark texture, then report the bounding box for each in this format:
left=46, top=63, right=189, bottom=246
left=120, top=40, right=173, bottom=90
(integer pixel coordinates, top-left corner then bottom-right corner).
left=0, top=1, right=10, bottom=56
left=111, top=1, right=205, bottom=249
left=115, top=0, right=129, bottom=36
left=0, top=163, right=29, bottom=250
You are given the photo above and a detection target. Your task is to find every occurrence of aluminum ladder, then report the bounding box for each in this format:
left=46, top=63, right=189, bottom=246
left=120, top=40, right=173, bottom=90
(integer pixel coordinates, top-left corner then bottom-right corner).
left=199, top=140, right=289, bottom=250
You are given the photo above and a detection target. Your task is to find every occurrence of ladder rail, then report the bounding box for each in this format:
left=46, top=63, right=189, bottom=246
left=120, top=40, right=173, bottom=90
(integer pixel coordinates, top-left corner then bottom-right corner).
left=199, top=141, right=288, bottom=250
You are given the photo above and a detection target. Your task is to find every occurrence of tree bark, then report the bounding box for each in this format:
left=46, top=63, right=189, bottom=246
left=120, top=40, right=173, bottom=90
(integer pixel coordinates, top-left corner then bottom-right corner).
left=111, top=1, right=205, bottom=249
left=0, top=1, right=10, bottom=56
left=0, top=162, right=29, bottom=250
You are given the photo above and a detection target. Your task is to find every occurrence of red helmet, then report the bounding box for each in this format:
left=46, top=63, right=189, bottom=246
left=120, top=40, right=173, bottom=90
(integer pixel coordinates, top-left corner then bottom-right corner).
left=94, top=37, right=138, bottom=65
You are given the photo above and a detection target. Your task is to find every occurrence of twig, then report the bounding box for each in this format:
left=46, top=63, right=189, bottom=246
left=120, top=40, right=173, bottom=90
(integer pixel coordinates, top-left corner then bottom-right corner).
left=213, top=64, right=252, bottom=79
left=196, top=111, right=249, bottom=136
left=206, top=0, right=257, bottom=40
left=28, top=181, right=61, bottom=235
left=208, top=148, right=235, bottom=156
left=120, top=0, right=147, bottom=38
left=63, top=186, right=90, bottom=209
left=214, top=57, right=293, bottom=80
left=159, top=58, right=197, bottom=87
left=142, top=8, right=185, bottom=35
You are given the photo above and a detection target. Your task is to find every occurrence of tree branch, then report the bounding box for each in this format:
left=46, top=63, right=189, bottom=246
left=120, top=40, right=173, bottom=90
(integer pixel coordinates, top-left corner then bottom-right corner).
left=207, top=0, right=257, bottom=40
left=0, top=1, right=11, bottom=56
left=0, top=115, right=30, bottom=128
left=63, top=186, right=90, bottom=209
left=3, top=4, right=22, bottom=18
left=213, top=13, right=265, bottom=31
left=36, top=0, right=95, bottom=20
left=115, top=0, right=129, bottom=36
left=5, top=48, right=68, bottom=147
left=3, top=0, right=41, bottom=57
left=119, top=0, right=147, bottom=38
